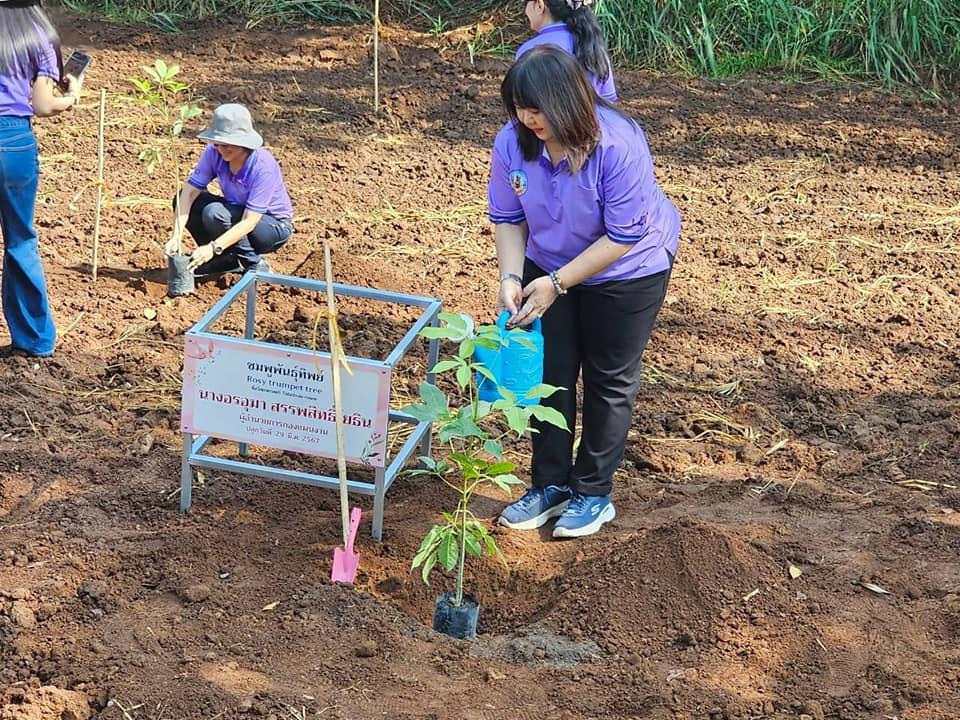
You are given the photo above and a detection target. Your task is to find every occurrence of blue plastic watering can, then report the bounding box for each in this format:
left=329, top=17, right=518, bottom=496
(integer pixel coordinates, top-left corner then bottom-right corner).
left=474, top=312, right=544, bottom=406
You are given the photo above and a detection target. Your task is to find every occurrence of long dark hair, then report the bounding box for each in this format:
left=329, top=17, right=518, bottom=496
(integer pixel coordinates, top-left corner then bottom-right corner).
left=501, top=45, right=607, bottom=169
left=540, top=0, right=611, bottom=81
left=0, top=1, right=67, bottom=91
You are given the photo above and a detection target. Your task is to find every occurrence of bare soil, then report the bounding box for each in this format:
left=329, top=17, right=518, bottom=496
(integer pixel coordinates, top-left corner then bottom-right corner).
left=2, top=12, right=960, bottom=720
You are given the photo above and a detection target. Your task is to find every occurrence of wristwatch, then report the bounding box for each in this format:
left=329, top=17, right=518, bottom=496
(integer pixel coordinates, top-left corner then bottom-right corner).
left=212, top=242, right=223, bottom=255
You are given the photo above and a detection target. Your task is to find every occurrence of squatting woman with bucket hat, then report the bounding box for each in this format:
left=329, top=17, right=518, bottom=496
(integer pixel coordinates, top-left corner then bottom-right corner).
left=491, top=47, right=680, bottom=538
left=0, top=0, right=83, bottom=357
left=166, top=103, right=294, bottom=277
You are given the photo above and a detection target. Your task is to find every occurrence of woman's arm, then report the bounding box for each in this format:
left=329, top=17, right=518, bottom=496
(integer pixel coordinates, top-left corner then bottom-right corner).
left=31, top=75, right=81, bottom=117
left=185, top=209, right=263, bottom=271
left=495, top=221, right=528, bottom=316
left=510, top=234, right=631, bottom=327
left=553, top=235, right=632, bottom=289
left=166, top=183, right=203, bottom=254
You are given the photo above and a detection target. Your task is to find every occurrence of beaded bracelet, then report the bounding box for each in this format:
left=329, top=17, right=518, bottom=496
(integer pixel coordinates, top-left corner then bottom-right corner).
left=549, top=270, right=567, bottom=295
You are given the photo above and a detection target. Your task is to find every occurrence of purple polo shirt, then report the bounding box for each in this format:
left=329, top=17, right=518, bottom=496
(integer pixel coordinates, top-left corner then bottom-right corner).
left=188, top=145, right=294, bottom=221
left=488, top=105, right=680, bottom=284
left=516, top=23, right=618, bottom=102
left=0, top=39, right=59, bottom=117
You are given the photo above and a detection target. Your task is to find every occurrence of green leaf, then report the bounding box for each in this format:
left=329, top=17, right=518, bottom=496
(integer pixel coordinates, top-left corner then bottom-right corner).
left=464, top=531, right=483, bottom=557
left=529, top=404, right=570, bottom=430
left=438, top=533, right=459, bottom=571
left=420, top=326, right=463, bottom=341
left=420, top=382, right=448, bottom=413
left=510, top=335, right=537, bottom=352
left=473, top=336, right=501, bottom=351
left=503, top=406, right=529, bottom=436
left=524, top=383, right=564, bottom=400
left=487, top=461, right=517, bottom=475
left=402, top=403, right=441, bottom=423
left=474, top=364, right=497, bottom=383
left=438, top=411, right=486, bottom=445
left=458, top=338, right=476, bottom=360
left=483, top=439, right=503, bottom=459
left=455, top=363, right=471, bottom=389
left=421, top=552, right=438, bottom=584
left=412, top=526, right=444, bottom=568
left=492, top=473, right=524, bottom=493
left=430, top=359, right=460, bottom=374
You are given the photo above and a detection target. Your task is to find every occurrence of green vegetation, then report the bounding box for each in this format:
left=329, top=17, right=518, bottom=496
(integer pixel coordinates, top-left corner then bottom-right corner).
left=60, top=0, right=370, bottom=29
left=594, top=0, right=960, bottom=88
left=403, top=312, right=566, bottom=607
left=59, top=0, right=959, bottom=88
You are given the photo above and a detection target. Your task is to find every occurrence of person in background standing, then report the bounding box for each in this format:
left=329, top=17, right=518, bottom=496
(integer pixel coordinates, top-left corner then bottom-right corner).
left=517, top=0, right=618, bottom=102
left=0, top=0, right=83, bottom=357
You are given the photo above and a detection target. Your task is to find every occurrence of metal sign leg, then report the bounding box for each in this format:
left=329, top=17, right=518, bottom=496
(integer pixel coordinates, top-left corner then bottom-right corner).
left=372, top=466, right=386, bottom=540
left=180, top=432, right=194, bottom=511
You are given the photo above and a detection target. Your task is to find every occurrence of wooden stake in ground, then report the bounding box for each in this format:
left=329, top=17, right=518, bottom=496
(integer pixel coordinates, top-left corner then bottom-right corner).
left=324, top=243, right=350, bottom=545
left=373, top=0, right=380, bottom=113
left=92, top=88, right=106, bottom=282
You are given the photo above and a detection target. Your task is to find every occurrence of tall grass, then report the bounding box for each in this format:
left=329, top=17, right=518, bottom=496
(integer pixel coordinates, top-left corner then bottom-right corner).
left=60, top=0, right=370, bottom=28
left=594, top=0, right=960, bottom=88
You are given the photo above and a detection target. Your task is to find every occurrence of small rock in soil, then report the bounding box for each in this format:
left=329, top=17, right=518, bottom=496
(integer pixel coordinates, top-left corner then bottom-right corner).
left=5, top=587, right=31, bottom=600
left=484, top=667, right=506, bottom=682
left=354, top=640, right=378, bottom=658
left=802, top=700, right=825, bottom=720
left=10, top=602, right=37, bottom=629
left=79, top=580, right=109, bottom=603
left=182, top=584, right=211, bottom=603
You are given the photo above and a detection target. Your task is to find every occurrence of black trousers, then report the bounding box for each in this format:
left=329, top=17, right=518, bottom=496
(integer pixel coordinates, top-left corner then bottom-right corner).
left=182, top=192, right=292, bottom=266
left=524, top=256, right=672, bottom=497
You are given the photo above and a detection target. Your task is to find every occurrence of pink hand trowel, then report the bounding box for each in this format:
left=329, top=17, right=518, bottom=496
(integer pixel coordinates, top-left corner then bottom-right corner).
left=332, top=506, right=362, bottom=583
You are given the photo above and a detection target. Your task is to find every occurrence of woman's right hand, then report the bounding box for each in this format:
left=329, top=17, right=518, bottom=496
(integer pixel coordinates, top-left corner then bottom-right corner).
left=497, top=277, right=523, bottom=318
left=164, top=236, right=182, bottom=256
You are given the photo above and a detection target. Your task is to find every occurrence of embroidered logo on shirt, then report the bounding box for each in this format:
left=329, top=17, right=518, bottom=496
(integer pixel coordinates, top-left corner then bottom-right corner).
left=509, top=170, right=528, bottom=196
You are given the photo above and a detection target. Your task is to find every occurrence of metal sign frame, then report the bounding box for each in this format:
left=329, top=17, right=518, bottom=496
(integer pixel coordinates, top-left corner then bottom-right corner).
left=179, top=270, right=441, bottom=540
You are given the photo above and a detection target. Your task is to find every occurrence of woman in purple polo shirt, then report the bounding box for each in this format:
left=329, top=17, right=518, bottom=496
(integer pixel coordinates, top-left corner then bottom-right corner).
left=517, top=0, right=617, bottom=102
left=1, top=0, right=83, bottom=357
left=491, top=46, right=680, bottom=538
left=166, top=103, right=293, bottom=276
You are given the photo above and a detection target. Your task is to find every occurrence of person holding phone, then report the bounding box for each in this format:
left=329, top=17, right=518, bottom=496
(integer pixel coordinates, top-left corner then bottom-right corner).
left=491, top=47, right=679, bottom=538
left=0, top=0, right=83, bottom=357
left=165, top=103, right=293, bottom=277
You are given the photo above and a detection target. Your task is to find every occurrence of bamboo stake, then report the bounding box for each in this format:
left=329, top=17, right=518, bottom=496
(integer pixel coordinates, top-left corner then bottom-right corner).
left=91, top=88, right=106, bottom=282
left=324, top=244, right=350, bottom=543
left=373, top=0, right=380, bottom=113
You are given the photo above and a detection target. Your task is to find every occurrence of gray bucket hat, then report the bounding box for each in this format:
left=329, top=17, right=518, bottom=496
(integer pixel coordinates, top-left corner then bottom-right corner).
left=197, top=103, right=263, bottom=150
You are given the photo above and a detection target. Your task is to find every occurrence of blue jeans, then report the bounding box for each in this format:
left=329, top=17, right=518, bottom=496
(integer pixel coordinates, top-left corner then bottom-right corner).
left=184, top=191, right=292, bottom=267
left=0, top=117, right=55, bottom=356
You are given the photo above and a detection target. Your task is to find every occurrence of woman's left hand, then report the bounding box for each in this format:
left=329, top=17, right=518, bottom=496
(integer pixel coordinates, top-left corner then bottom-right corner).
left=187, top=244, right=215, bottom=271
left=510, top=276, right=558, bottom=327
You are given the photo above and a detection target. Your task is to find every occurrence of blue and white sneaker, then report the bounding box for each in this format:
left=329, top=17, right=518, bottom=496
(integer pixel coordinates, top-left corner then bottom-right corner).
left=498, top=485, right=573, bottom=530
left=552, top=493, right=616, bottom=538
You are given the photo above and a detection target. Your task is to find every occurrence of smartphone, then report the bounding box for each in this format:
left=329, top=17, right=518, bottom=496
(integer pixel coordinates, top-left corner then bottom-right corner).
left=62, top=50, right=92, bottom=79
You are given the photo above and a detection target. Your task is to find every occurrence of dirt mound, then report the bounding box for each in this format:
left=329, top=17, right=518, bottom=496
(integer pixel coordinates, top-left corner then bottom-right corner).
left=543, top=519, right=801, bottom=654
left=0, top=686, right=92, bottom=720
